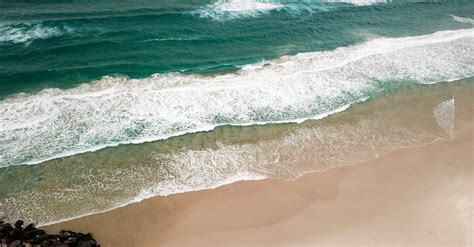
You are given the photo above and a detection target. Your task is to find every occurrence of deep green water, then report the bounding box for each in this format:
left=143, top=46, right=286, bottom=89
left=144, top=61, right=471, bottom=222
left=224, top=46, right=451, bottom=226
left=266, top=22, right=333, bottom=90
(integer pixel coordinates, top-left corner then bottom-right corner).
left=0, top=0, right=473, bottom=224
left=1, top=0, right=473, bottom=97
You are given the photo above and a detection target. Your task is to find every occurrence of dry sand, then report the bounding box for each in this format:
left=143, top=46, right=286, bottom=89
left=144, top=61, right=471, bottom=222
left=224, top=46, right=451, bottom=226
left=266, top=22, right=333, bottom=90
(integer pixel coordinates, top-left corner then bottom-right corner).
left=44, top=120, right=473, bottom=246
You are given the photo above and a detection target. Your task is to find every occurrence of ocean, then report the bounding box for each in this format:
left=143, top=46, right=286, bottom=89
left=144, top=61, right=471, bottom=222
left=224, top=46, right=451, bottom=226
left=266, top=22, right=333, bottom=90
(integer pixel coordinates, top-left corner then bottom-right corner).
left=0, top=0, right=473, bottom=225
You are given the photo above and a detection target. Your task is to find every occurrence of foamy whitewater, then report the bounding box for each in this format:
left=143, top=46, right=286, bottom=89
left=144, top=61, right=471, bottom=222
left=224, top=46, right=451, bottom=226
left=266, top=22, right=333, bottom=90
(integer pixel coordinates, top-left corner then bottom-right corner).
left=327, top=0, right=391, bottom=6
left=452, top=15, right=474, bottom=25
left=6, top=80, right=467, bottom=225
left=197, top=0, right=283, bottom=20
left=0, top=22, right=71, bottom=45
left=196, top=0, right=391, bottom=20
left=1, top=28, right=473, bottom=166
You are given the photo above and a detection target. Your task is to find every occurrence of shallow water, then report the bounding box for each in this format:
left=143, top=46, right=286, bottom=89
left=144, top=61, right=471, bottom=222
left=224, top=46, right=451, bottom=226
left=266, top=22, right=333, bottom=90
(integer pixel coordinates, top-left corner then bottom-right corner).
left=1, top=78, right=472, bottom=225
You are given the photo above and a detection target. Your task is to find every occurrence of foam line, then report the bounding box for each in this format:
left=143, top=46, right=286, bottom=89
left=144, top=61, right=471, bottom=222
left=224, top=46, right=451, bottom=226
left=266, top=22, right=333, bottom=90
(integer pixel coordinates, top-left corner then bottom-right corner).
left=195, top=0, right=392, bottom=20
left=0, top=22, right=72, bottom=45
left=1, top=28, right=473, bottom=166
left=452, top=15, right=474, bottom=25
left=196, top=0, right=283, bottom=20
left=326, top=0, right=391, bottom=6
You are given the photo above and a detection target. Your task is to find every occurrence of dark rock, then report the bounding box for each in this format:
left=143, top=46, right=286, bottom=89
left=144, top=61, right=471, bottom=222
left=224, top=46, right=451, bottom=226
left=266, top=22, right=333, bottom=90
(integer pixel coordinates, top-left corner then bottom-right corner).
left=59, top=230, right=72, bottom=242
left=27, top=237, right=39, bottom=245
left=40, top=240, right=49, bottom=247
left=24, top=230, right=33, bottom=240
left=48, top=234, right=60, bottom=240
left=9, top=240, right=21, bottom=247
left=4, top=223, right=13, bottom=231
left=84, top=233, right=93, bottom=241
left=78, top=240, right=97, bottom=247
left=33, top=233, right=48, bottom=244
left=1, top=220, right=99, bottom=247
left=33, top=229, right=46, bottom=237
left=9, top=228, right=24, bottom=241
left=65, top=236, right=77, bottom=243
left=14, top=220, right=23, bottom=229
left=76, top=233, right=93, bottom=242
left=24, top=224, right=35, bottom=232
left=48, top=238, right=59, bottom=246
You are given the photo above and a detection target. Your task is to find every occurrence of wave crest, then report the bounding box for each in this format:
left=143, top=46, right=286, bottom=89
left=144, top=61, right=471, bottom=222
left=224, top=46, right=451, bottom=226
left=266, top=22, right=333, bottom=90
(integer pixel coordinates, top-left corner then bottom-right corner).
left=0, top=28, right=473, bottom=166
left=196, top=0, right=283, bottom=20
left=0, top=22, right=72, bottom=46
left=195, top=0, right=391, bottom=20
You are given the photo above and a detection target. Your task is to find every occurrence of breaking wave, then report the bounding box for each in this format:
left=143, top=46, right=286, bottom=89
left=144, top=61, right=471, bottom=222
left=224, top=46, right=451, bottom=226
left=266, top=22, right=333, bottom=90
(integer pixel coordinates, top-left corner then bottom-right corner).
left=0, top=28, right=473, bottom=166
left=195, top=0, right=392, bottom=20
left=0, top=22, right=72, bottom=46
left=196, top=0, right=283, bottom=20
left=5, top=80, right=469, bottom=225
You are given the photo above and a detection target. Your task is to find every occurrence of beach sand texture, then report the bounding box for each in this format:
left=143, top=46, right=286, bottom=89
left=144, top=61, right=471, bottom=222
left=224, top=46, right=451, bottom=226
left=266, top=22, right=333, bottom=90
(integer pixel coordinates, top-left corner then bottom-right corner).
left=44, top=99, right=473, bottom=246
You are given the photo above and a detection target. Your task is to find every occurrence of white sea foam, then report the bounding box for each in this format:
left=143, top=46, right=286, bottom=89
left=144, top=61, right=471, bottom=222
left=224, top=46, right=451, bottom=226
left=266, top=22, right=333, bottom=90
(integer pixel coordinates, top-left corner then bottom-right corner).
left=434, top=99, right=455, bottom=136
left=0, top=28, right=473, bottom=166
left=196, top=0, right=283, bottom=20
left=132, top=171, right=266, bottom=202
left=0, top=22, right=71, bottom=45
left=196, top=0, right=391, bottom=20
left=7, top=88, right=466, bottom=226
left=452, top=15, right=474, bottom=25
left=127, top=95, right=454, bottom=207
left=325, top=0, right=390, bottom=6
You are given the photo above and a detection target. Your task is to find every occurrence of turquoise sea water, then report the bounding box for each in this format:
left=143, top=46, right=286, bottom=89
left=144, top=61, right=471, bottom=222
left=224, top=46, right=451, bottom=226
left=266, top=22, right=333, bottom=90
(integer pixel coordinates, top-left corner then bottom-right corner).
left=1, top=0, right=473, bottom=97
left=0, top=0, right=473, bottom=224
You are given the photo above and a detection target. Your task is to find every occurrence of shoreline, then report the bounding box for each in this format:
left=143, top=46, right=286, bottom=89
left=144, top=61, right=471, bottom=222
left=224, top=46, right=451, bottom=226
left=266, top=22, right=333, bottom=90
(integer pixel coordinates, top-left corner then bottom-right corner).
left=34, top=129, right=447, bottom=229
left=4, top=78, right=470, bottom=226
left=43, top=111, right=473, bottom=246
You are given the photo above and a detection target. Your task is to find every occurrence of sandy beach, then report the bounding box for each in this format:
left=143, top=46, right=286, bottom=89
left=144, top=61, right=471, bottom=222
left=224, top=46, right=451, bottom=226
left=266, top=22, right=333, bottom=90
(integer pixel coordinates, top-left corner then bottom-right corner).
left=42, top=111, right=473, bottom=246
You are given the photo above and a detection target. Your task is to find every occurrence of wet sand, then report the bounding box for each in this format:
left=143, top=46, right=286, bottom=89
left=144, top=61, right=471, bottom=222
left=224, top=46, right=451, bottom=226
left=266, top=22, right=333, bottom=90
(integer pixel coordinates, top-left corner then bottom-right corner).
left=44, top=118, right=473, bottom=246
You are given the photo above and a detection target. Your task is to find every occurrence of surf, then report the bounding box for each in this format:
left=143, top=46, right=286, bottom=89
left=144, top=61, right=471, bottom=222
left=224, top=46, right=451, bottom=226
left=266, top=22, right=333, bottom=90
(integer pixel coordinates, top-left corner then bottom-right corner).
left=0, top=22, right=72, bottom=46
left=194, top=0, right=393, bottom=20
left=0, top=28, right=473, bottom=167
left=195, top=0, right=283, bottom=20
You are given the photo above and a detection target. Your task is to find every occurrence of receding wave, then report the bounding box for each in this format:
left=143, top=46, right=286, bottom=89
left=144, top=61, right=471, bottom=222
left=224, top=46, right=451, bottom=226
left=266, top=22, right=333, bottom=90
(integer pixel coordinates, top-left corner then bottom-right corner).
left=0, top=28, right=473, bottom=167
left=434, top=99, right=455, bottom=136
left=0, top=22, right=72, bottom=46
